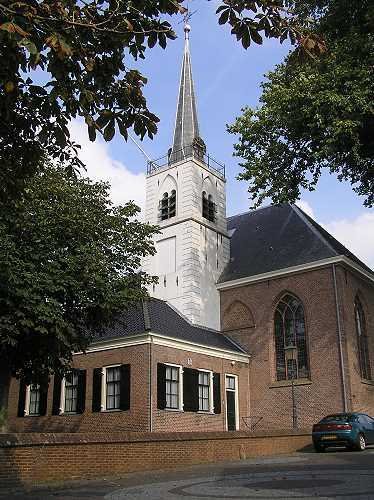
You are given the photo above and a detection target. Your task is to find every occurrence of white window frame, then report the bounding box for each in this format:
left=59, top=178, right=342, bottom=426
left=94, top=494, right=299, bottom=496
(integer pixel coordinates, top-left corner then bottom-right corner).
left=197, top=369, right=214, bottom=413
left=101, top=364, right=122, bottom=412
left=225, top=373, right=239, bottom=431
left=59, top=371, right=79, bottom=415
left=24, top=384, right=41, bottom=417
left=164, top=363, right=183, bottom=411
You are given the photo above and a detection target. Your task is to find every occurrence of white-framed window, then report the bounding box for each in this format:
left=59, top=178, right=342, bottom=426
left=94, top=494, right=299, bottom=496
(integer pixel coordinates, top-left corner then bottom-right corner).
left=59, top=371, right=79, bottom=414
left=165, top=363, right=183, bottom=410
left=97, top=365, right=122, bottom=412
left=25, top=384, right=40, bottom=416
left=198, top=370, right=213, bottom=412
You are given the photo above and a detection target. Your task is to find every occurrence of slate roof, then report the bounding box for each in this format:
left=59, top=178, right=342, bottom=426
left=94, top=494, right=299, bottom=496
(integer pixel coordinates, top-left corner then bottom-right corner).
left=93, top=298, right=246, bottom=354
left=219, top=203, right=373, bottom=284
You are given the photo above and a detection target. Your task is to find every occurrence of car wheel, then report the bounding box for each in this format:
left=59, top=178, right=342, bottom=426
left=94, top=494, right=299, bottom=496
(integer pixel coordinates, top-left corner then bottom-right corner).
left=356, top=433, right=366, bottom=451
left=314, top=443, right=325, bottom=453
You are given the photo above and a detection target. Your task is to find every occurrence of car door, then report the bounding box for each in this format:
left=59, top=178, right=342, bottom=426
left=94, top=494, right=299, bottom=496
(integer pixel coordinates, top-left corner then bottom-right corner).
left=364, top=415, right=374, bottom=444
left=360, top=415, right=374, bottom=444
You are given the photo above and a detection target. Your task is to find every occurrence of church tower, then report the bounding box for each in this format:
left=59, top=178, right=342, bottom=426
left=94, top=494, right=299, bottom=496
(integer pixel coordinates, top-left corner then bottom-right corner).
left=143, top=24, right=229, bottom=330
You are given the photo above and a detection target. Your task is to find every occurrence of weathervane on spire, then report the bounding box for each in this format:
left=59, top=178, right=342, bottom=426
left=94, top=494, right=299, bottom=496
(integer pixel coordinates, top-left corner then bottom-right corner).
left=180, top=1, right=197, bottom=39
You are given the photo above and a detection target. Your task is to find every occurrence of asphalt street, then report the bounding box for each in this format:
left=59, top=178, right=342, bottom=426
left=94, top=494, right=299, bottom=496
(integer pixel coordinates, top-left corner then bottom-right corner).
left=2, top=447, right=374, bottom=500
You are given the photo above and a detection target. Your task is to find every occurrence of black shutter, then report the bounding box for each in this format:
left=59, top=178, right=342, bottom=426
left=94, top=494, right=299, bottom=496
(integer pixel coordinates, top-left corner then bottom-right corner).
left=157, top=363, right=166, bottom=409
left=120, top=364, right=131, bottom=411
left=77, top=370, right=86, bottom=414
left=17, top=380, right=27, bottom=417
left=39, top=378, right=49, bottom=416
left=213, top=373, right=221, bottom=414
left=183, top=368, right=199, bottom=412
left=52, top=374, right=62, bottom=415
left=92, top=368, right=102, bottom=412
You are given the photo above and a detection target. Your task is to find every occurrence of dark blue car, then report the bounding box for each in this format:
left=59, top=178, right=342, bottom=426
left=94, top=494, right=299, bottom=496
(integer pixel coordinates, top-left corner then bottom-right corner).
left=312, top=413, right=374, bottom=452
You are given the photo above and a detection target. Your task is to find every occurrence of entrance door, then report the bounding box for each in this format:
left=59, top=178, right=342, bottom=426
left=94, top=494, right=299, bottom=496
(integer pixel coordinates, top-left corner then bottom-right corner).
left=225, top=375, right=238, bottom=431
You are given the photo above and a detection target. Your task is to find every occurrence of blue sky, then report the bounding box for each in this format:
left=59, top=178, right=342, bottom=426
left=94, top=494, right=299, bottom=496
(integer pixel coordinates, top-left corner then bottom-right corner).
left=71, top=1, right=374, bottom=268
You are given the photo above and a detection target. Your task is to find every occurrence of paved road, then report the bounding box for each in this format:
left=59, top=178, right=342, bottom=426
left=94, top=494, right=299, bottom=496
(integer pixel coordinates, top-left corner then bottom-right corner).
left=2, top=448, right=374, bottom=499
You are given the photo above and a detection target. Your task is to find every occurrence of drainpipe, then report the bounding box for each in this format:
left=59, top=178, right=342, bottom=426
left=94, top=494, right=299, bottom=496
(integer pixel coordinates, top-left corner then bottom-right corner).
left=332, top=264, right=348, bottom=412
left=149, top=337, right=153, bottom=432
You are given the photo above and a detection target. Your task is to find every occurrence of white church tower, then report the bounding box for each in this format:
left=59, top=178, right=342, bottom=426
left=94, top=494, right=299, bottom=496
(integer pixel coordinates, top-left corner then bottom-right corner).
left=143, top=24, right=230, bottom=330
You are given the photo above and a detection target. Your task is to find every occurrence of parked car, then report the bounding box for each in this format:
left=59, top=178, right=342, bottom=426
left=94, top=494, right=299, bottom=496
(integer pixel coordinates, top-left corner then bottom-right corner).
left=312, top=413, right=374, bottom=452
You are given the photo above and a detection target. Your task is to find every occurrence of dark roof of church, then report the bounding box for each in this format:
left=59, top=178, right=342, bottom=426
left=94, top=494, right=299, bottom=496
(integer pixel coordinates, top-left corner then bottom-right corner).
left=93, top=298, right=246, bottom=354
left=219, top=203, right=373, bottom=283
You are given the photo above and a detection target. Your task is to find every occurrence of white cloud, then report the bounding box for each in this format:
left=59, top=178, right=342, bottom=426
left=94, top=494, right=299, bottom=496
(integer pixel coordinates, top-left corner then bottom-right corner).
left=296, top=200, right=315, bottom=218
left=297, top=199, right=374, bottom=270
left=324, top=213, right=374, bottom=270
left=69, top=120, right=145, bottom=210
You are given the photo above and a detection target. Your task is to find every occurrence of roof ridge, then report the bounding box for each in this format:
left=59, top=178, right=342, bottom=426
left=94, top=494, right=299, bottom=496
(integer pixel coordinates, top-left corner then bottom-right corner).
left=291, top=204, right=338, bottom=256
left=227, top=203, right=276, bottom=220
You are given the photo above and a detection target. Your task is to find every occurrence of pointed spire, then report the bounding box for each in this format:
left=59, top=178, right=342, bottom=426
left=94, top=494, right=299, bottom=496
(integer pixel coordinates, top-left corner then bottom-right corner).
left=170, top=23, right=205, bottom=162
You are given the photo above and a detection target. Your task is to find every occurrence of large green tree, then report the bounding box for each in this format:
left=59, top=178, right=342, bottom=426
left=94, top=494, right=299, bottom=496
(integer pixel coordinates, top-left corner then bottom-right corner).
left=0, top=0, right=325, bottom=199
left=228, top=1, right=374, bottom=207
left=0, top=162, right=158, bottom=386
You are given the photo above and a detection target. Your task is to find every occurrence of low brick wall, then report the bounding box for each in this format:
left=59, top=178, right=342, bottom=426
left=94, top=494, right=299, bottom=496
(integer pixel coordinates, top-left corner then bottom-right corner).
left=0, top=430, right=312, bottom=488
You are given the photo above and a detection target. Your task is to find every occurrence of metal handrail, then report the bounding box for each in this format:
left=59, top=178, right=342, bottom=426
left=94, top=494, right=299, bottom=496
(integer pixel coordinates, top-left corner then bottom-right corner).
left=242, top=416, right=264, bottom=432
left=147, top=144, right=225, bottom=179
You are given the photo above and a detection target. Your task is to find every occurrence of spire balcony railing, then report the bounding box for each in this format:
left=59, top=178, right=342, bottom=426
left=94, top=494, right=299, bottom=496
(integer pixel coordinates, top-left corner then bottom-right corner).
left=147, top=144, right=225, bottom=179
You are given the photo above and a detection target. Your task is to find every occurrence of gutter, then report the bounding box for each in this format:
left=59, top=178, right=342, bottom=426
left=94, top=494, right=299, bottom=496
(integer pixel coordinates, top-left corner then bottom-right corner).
left=332, top=264, right=348, bottom=412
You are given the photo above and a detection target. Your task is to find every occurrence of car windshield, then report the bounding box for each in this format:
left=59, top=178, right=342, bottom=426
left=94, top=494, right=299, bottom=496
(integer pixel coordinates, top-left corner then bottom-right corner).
left=320, top=414, right=356, bottom=423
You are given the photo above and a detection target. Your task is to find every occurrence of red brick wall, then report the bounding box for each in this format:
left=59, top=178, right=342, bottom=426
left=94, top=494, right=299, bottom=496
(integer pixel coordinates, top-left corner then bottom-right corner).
left=220, top=266, right=349, bottom=431
left=0, top=430, right=311, bottom=488
left=151, top=345, right=250, bottom=432
left=7, top=342, right=250, bottom=434
left=337, top=266, right=374, bottom=414
left=7, top=345, right=151, bottom=433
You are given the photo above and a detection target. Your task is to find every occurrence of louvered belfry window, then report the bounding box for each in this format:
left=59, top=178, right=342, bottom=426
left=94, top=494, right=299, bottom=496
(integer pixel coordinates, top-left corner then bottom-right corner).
left=274, top=294, right=310, bottom=381
left=355, top=297, right=371, bottom=380
left=202, top=192, right=216, bottom=222
left=159, top=190, right=176, bottom=221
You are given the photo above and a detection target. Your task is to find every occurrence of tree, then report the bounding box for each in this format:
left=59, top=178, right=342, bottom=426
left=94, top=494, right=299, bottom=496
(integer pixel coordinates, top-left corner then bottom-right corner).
left=0, top=0, right=327, bottom=200
left=228, top=1, right=374, bottom=208
left=0, top=162, right=158, bottom=384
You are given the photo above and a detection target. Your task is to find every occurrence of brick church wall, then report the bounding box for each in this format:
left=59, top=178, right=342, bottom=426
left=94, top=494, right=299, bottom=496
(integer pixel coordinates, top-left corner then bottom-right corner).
left=220, top=266, right=348, bottom=431
left=336, top=266, right=374, bottom=414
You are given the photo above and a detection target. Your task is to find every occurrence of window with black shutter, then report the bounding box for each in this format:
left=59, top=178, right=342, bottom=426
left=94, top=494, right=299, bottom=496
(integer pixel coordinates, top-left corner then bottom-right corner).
left=17, top=380, right=26, bottom=418
left=64, top=370, right=79, bottom=413
left=28, top=384, right=40, bottom=416
left=157, top=363, right=167, bottom=410
left=198, top=371, right=211, bottom=412
left=77, top=369, right=86, bottom=414
left=106, top=366, right=121, bottom=410
left=183, top=368, right=199, bottom=412
left=119, top=364, right=131, bottom=411
left=52, top=374, right=62, bottom=415
left=92, top=368, right=103, bottom=412
left=213, top=373, right=221, bottom=414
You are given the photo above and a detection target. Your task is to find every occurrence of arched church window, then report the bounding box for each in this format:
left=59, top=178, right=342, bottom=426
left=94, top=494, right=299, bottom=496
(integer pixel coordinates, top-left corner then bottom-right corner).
left=202, top=191, right=216, bottom=222
left=159, top=190, right=176, bottom=221
left=274, top=294, right=309, bottom=381
left=355, top=297, right=371, bottom=380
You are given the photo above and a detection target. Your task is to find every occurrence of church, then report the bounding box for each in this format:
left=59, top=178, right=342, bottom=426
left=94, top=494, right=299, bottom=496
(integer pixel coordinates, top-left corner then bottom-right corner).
left=7, top=24, right=374, bottom=434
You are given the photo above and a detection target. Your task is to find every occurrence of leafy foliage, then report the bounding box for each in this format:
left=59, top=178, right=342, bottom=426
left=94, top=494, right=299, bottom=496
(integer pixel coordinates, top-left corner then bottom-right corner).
left=0, top=163, right=158, bottom=383
left=228, top=1, right=374, bottom=207
left=0, top=0, right=185, bottom=195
